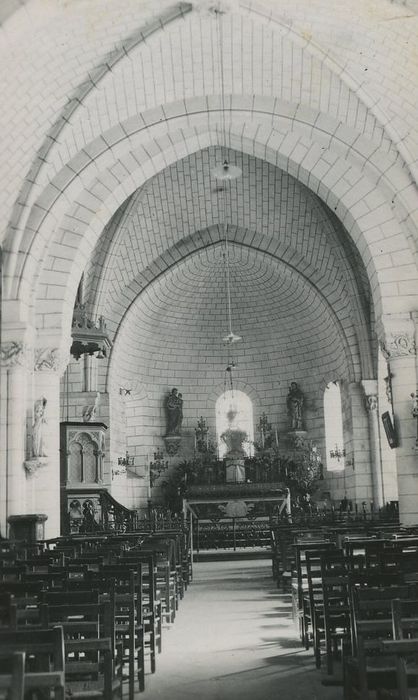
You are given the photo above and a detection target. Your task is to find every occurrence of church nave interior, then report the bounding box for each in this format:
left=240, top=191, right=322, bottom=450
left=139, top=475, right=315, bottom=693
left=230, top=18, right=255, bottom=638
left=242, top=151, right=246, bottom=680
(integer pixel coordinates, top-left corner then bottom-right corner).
left=1, top=0, right=418, bottom=698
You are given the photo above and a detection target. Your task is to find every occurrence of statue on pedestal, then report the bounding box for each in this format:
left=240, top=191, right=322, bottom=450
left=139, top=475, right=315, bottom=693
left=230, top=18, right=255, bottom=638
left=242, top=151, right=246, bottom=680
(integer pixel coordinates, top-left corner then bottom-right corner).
left=164, top=388, right=183, bottom=456
left=286, top=382, right=304, bottom=431
left=32, top=397, right=48, bottom=458
left=165, top=388, right=183, bottom=436
left=25, top=397, right=48, bottom=477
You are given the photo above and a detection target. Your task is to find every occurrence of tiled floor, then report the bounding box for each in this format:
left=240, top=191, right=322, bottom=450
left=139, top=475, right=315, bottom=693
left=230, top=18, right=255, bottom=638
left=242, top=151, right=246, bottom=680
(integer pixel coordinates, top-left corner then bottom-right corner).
left=140, top=557, right=342, bottom=699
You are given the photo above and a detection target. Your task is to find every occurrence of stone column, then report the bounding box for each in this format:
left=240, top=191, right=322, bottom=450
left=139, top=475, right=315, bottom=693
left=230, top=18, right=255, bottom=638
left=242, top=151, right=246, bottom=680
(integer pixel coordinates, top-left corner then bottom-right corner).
left=348, top=382, right=373, bottom=504
left=361, top=380, right=384, bottom=509
left=380, top=314, right=418, bottom=526
left=31, top=346, right=69, bottom=538
left=83, top=354, right=98, bottom=392
left=0, top=340, right=32, bottom=536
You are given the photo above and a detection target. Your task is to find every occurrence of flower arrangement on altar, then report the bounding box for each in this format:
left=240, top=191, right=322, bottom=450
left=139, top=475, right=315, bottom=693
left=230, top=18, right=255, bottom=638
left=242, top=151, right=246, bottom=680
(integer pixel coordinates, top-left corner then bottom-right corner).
left=160, top=415, right=324, bottom=514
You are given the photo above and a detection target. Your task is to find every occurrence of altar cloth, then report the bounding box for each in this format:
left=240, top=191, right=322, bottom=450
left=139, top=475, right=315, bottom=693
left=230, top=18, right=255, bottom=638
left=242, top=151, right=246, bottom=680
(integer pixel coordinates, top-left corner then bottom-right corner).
left=226, top=463, right=246, bottom=483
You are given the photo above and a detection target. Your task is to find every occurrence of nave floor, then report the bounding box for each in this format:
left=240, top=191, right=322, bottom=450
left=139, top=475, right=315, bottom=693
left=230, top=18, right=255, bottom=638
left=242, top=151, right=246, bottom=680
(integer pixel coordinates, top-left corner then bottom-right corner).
left=141, top=558, right=342, bottom=699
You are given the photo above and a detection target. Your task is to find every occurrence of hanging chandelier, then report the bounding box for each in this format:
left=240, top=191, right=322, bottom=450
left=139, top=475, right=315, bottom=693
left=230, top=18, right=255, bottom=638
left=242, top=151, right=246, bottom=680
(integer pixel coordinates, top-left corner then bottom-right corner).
left=209, top=1, right=242, bottom=385
left=212, top=160, right=242, bottom=182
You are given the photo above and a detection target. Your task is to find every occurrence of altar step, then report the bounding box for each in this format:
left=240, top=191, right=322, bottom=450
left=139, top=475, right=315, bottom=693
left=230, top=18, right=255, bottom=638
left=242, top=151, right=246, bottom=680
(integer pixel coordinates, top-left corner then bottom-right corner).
left=193, top=546, right=269, bottom=562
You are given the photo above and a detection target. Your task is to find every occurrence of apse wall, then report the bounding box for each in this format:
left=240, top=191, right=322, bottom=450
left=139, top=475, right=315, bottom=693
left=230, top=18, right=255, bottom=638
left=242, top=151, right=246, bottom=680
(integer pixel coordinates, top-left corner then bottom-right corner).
left=108, top=241, right=352, bottom=508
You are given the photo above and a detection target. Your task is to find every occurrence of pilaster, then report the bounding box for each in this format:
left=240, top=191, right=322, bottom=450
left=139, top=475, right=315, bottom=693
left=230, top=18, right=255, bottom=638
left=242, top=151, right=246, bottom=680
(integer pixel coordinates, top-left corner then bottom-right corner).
left=31, top=345, right=70, bottom=538
left=361, top=379, right=384, bottom=508
left=379, top=313, right=418, bottom=525
left=348, top=382, right=373, bottom=502
left=0, top=333, right=33, bottom=536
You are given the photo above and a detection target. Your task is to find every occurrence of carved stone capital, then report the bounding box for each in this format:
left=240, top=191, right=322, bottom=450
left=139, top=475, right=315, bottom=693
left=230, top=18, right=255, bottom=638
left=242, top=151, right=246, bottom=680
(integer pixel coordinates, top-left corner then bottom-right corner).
left=34, top=347, right=70, bottom=375
left=0, top=341, right=33, bottom=370
left=365, top=395, right=378, bottom=412
left=361, top=380, right=378, bottom=413
left=379, top=314, right=416, bottom=360
left=1, top=341, right=24, bottom=367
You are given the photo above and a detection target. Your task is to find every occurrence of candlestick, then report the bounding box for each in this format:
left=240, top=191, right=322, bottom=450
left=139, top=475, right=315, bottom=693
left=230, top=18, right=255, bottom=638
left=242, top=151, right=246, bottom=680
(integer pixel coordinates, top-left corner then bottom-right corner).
left=261, top=428, right=265, bottom=448
left=275, top=428, right=279, bottom=447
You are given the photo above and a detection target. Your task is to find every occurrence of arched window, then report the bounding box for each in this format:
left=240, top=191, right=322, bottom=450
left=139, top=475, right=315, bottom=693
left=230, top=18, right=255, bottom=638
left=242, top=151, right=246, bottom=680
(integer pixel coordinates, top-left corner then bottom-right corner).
left=216, top=390, right=254, bottom=458
left=324, top=382, right=345, bottom=471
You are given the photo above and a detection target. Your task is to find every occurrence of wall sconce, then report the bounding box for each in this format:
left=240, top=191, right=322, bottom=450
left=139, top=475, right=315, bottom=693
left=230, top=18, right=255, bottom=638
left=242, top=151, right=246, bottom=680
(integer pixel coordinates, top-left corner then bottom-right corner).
left=150, top=448, right=169, bottom=488
left=112, top=465, right=126, bottom=478
left=112, top=451, right=135, bottom=478
left=118, top=451, right=135, bottom=467
left=329, top=444, right=346, bottom=461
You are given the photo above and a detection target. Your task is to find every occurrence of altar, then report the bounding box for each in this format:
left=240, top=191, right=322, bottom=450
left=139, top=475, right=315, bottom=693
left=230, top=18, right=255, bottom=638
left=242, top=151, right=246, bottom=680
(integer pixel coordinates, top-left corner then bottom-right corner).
left=185, top=482, right=290, bottom=551
left=225, top=459, right=246, bottom=483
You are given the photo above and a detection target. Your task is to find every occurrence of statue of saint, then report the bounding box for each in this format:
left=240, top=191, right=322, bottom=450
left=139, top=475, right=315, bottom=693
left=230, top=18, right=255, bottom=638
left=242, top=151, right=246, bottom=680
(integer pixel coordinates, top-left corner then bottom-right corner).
left=32, top=397, right=48, bottom=458
left=286, top=382, right=304, bottom=430
left=165, top=388, right=183, bottom=435
left=176, top=393, right=183, bottom=433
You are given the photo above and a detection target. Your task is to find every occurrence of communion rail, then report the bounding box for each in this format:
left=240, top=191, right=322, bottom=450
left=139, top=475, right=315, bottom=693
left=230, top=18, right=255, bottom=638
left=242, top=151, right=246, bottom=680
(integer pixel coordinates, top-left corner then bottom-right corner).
left=194, top=517, right=271, bottom=552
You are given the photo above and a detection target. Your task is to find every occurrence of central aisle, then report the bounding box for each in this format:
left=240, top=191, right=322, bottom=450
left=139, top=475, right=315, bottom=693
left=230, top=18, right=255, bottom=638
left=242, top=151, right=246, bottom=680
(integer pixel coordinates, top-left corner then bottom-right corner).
left=141, top=558, right=342, bottom=700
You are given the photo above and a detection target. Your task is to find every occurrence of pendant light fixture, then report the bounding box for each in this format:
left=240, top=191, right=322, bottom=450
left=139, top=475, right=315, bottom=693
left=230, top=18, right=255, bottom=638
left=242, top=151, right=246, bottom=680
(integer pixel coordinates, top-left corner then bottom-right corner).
left=193, top=0, right=242, bottom=405
left=209, top=0, right=242, bottom=359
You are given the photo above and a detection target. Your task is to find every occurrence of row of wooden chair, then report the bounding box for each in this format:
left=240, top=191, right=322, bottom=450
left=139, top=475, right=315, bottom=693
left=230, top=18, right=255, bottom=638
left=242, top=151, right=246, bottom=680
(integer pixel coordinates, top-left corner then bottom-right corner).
left=0, top=526, right=192, bottom=700
left=279, top=528, right=418, bottom=699
left=270, top=522, right=411, bottom=591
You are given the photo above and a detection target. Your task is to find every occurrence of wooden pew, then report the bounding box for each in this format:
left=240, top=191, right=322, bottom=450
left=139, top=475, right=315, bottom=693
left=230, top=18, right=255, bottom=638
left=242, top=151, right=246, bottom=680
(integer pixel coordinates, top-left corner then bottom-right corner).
left=320, top=550, right=354, bottom=675
left=40, top=598, right=123, bottom=700
left=378, top=598, right=418, bottom=700
left=0, top=626, right=65, bottom=700
left=0, top=651, right=25, bottom=700
left=343, top=583, right=417, bottom=699
left=292, top=540, right=335, bottom=648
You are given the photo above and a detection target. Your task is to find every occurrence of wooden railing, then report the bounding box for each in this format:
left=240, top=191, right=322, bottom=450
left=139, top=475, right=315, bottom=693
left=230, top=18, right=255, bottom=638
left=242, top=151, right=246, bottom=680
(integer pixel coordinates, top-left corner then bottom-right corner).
left=194, top=517, right=271, bottom=552
left=63, top=488, right=139, bottom=535
left=187, top=481, right=288, bottom=498
left=269, top=502, right=399, bottom=527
